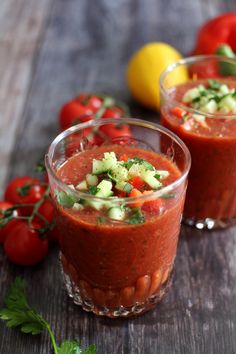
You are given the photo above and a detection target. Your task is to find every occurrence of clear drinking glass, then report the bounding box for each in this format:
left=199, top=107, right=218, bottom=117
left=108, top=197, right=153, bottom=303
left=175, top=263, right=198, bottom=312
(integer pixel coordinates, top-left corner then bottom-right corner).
left=160, top=55, right=236, bottom=229
left=45, top=118, right=190, bottom=317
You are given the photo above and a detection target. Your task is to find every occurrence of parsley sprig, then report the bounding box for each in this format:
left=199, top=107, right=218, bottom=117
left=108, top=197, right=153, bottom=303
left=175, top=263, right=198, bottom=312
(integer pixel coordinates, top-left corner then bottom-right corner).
left=0, top=278, right=96, bottom=354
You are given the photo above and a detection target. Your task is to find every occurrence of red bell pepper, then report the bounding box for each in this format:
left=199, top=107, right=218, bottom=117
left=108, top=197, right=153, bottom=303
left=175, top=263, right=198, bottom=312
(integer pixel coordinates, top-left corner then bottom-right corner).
left=193, top=13, right=236, bottom=55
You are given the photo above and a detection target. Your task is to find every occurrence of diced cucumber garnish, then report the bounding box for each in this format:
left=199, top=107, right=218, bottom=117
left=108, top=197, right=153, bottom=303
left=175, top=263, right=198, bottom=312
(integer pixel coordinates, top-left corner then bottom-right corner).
left=76, top=180, right=88, bottom=191
left=111, top=165, right=129, bottom=182
left=96, top=180, right=113, bottom=197
left=142, top=170, right=162, bottom=189
left=200, top=100, right=217, bottom=114
left=183, top=88, right=200, bottom=103
left=72, top=203, right=84, bottom=211
left=128, top=163, right=145, bottom=177
left=108, top=207, right=125, bottom=221
left=183, top=81, right=236, bottom=115
left=155, top=170, right=170, bottom=179
left=115, top=181, right=133, bottom=193
left=86, top=174, right=98, bottom=186
left=219, top=95, right=236, bottom=113
left=192, top=114, right=206, bottom=123
left=92, top=159, right=107, bottom=174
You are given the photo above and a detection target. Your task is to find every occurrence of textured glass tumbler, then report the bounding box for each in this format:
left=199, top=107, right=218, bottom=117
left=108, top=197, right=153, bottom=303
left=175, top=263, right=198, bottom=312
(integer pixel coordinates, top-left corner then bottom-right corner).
left=160, top=55, right=236, bottom=229
left=45, top=118, right=190, bottom=317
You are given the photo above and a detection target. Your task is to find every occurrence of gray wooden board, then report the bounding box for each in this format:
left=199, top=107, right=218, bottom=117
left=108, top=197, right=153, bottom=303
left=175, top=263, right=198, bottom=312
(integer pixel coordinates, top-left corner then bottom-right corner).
left=0, top=0, right=236, bottom=353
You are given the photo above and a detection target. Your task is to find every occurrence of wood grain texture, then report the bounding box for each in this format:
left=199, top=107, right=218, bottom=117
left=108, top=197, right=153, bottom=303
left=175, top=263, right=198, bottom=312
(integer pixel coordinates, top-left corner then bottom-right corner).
left=1, top=0, right=236, bottom=353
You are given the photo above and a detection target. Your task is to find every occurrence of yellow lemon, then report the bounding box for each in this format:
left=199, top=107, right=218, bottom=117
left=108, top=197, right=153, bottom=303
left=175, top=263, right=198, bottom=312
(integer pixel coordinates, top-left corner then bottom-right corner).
left=127, top=42, right=188, bottom=111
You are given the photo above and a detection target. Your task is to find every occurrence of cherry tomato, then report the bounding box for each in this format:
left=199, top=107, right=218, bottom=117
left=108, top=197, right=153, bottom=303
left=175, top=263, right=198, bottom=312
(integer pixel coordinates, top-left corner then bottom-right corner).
left=102, top=107, right=124, bottom=119
left=4, top=176, right=46, bottom=215
left=100, top=123, right=132, bottom=140
left=129, top=176, right=145, bottom=190
left=128, top=188, right=143, bottom=208
left=119, top=154, right=128, bottom=162
left=4, top=221, right=48, bottom=266
left=189, top=61, right=220, bottom=79
left=59, top=100, right=93, bottom=131
left=37, top=198, right=59, bottom=242
left=76, top=94, right=103, bottom=112
left=0, top=201, right=20, bottom=244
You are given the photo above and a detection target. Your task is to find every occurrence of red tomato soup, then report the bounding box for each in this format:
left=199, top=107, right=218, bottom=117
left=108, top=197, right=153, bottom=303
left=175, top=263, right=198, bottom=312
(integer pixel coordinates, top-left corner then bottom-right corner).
left=54, top=145, right=185, bottom=314
left=161, top=79, right=236, bottom=222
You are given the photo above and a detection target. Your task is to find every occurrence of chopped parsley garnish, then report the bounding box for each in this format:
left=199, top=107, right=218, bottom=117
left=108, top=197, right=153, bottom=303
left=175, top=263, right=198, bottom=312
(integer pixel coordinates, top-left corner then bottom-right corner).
left=125, top=208, right=145, bottom=225
left=183, top=80, right=236, bottom=115
left=88, top=186, right=100, bottom=195
left=55, top=190, right=77, bottom=208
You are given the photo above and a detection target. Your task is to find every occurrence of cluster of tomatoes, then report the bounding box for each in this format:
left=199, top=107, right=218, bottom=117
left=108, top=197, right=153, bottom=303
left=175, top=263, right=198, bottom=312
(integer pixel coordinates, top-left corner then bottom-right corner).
left=0, top=93, right=132, bottom=266
left=0, top=176, right=58, bottom=266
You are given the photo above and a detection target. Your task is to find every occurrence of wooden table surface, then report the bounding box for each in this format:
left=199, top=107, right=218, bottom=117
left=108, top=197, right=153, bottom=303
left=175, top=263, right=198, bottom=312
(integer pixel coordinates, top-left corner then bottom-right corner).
left=1, top=1, right=236, bottom=353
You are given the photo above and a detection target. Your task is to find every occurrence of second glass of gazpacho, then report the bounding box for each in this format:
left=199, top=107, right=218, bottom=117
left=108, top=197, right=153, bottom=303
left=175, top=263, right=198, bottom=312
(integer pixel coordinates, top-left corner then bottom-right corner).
left=160, top=55, right=236, bottom=229
left=45, top=118, right=190, bottom=317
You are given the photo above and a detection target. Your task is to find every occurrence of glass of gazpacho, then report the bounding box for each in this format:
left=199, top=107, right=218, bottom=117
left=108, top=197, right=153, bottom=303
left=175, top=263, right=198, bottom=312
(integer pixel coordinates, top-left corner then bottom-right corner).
left=45, top=118, right=190, bottom=317
left=160, top=55, right=236, bottom=229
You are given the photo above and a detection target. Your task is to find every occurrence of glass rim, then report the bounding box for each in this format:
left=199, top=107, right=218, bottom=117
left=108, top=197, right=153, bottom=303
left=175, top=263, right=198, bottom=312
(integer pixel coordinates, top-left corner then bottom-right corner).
left=45, top=118, right=191, bottom=203
left=159, top=54, right=236, bottom=119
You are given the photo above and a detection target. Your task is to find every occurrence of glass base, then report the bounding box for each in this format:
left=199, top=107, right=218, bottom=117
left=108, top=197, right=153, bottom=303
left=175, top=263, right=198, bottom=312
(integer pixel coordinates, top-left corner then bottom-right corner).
left=183, top=216, right=236, bottom=230
left=60, top=254, right=173, bottom=318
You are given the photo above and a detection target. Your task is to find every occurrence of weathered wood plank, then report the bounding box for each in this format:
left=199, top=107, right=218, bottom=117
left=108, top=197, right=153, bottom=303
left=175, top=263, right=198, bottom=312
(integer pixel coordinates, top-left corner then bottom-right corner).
left=1, top=0, right=236, bottom=354
left=0, top=0, right=54, bottom=194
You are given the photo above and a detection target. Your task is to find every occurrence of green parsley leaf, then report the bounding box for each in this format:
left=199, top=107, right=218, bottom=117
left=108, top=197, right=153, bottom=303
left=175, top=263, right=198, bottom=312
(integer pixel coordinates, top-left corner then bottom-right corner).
left=208, top=79, right=221, bottom=90
left=126, top=208, right=145, bottom=224
left=55, top=190, right=77, bottom=208
left=0, top=278, right=97, bottom=354
left=88, top=186, right=99, bottom=195
left=57, top=340, right=81, bottom=354
left=82, top=345, right=97, bottom=354
left=0, top=277, right=46, bottom=335
left=35, top=159, right=46, bottom=173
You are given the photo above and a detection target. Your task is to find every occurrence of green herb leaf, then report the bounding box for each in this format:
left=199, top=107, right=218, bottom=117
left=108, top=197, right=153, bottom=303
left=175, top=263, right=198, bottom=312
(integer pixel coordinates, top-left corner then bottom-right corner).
left=88, top=186, right=99, bottom=195
left=55, top=190, right=77, bottom=208
left=35, top=159, right=46, bottom=173
left=0, top=277, right=46, bottom=335
left=57, top=340, right=81, bottom=354
left=82, top=345, right=97, bottom=354
left=0, top=278, right=97, bottom=354
left=125, top=157, right=154, bottom=171
left=208, top=79, right=221, bottom=90
left=126, top=208, right=145, bottom=224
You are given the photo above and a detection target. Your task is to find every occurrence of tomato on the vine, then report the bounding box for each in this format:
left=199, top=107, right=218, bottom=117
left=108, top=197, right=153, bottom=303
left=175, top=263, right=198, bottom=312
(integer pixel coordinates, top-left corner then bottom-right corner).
left=76, top=94, right=103, bottom=112
left=37, top=198, right=59, bottom=242
left=59, top=100, right=94, bottom=131
left=100, top=123, right=132, bottom=140
left=4, top=176, right=46, bottom=215
left=0, top=201, right=20, bottom=244
left=4, top=221, right=48, bottom=266
left=102, top=107, right=124, bottom=119
left=189, top=61, right=220, bottom=79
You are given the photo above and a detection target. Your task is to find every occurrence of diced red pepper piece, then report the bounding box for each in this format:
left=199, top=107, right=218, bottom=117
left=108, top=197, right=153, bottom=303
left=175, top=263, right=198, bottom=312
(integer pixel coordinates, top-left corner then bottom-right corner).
left=128, top=188, right=143, bottom=208
left=119, top=154, right=129, bottom=162
left=171, top=107, right=187, bottom=118
left=129, top=176, right=145, bottom=190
